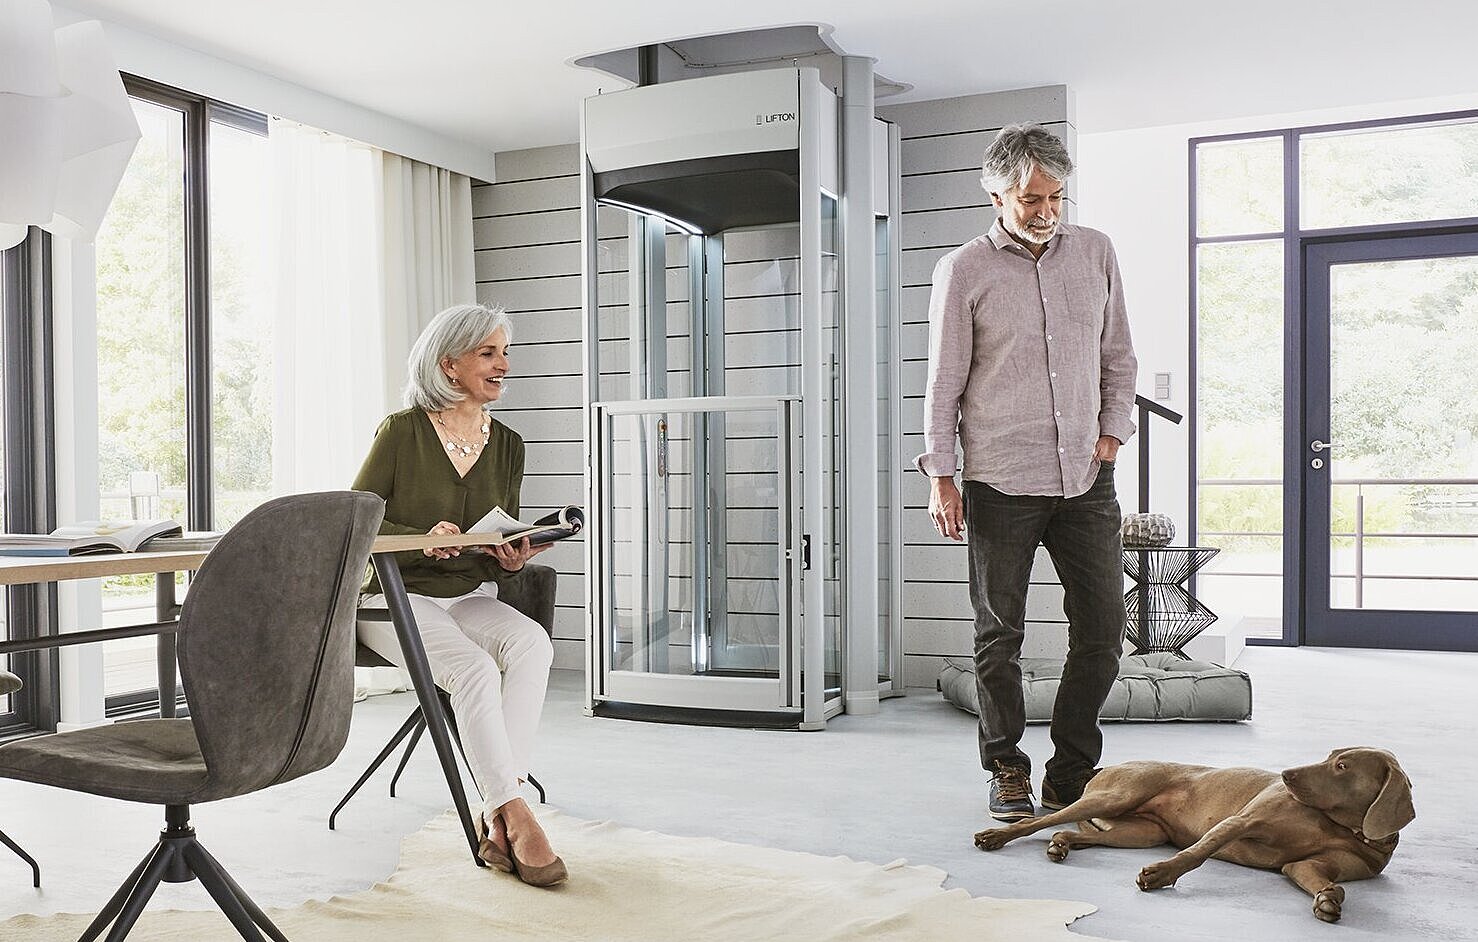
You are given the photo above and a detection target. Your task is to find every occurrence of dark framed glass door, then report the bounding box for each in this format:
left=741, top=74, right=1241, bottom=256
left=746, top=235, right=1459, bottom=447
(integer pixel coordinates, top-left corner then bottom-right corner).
left=1302, top=230, right=1478, bottom=649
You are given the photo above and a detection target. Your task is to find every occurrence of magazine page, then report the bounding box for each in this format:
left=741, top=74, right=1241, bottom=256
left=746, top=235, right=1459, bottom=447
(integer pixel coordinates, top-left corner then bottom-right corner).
left=0, top=520, right=181, bottom=556
left=465, top=506, right=529, bottom=541
left=464, top=505, right=584, bottom=546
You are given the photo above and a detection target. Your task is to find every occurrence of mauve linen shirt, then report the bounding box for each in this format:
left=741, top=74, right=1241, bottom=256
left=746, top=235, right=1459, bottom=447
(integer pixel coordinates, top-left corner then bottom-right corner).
left=914, top=219, right=1138, bottom=498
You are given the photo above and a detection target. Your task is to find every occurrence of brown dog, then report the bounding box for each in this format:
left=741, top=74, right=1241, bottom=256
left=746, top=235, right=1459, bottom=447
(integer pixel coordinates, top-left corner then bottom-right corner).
left=973, top=748, right=1414, bottom=922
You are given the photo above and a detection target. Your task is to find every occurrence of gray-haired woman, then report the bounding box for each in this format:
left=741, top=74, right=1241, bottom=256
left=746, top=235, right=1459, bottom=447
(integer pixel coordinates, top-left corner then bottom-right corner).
left=353, top=303, right=565, bottom=886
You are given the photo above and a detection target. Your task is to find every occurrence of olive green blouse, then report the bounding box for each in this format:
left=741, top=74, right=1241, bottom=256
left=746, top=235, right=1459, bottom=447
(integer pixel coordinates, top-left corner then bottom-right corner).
left=352, top=408, right=524, bottom=598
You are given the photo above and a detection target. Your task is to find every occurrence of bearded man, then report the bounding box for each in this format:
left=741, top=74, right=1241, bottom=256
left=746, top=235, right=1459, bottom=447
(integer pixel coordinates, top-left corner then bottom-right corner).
left=915, top=123, right=1139, bottom=823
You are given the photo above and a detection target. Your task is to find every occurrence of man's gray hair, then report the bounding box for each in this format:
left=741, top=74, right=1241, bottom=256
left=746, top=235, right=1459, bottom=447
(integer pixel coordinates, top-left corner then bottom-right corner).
left=980, top=123, right=1075, bottom=196
left=404, top=303, right=513, bottom=412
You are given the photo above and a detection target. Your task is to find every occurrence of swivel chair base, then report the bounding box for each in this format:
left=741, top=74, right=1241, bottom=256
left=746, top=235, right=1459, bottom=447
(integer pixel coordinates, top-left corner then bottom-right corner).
left=83, top=805, right=285, bottom=942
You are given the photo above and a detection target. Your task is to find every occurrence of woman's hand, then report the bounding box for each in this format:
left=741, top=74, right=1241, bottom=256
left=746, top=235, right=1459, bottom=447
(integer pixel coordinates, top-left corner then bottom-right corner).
left=486, top=536, right=552, bottom=572
left=424, top=521, right=462, bottom=559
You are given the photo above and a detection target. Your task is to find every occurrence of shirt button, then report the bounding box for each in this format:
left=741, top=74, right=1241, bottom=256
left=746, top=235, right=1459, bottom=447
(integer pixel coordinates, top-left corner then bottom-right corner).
left=1051, top=371, right=1057, bottom=378
left=1055, top=410, right=1062, bottom=417
left=1046, top=334, right=1053, bottom=341
left=1058, top=447, right=1065, bottom=453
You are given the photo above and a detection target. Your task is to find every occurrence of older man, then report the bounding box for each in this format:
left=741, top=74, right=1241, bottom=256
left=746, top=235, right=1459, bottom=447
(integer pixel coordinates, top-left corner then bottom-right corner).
left=916, top=123, right=1138, bottom=823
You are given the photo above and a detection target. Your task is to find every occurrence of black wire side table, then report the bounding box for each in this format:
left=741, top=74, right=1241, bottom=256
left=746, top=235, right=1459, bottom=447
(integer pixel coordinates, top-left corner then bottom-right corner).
left=1122, top=546, right=1220, bottom=658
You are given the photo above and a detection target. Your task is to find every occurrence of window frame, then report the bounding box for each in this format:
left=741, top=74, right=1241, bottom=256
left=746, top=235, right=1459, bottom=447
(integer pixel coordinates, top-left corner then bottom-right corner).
left=99, top=76, right=268, bottom=716
left=1, top=232, right=60, bottom=735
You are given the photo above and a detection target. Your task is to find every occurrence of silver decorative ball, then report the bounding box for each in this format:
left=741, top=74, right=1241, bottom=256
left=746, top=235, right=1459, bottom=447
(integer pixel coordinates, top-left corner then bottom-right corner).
left=1120, top=513, right=1175, bottom=548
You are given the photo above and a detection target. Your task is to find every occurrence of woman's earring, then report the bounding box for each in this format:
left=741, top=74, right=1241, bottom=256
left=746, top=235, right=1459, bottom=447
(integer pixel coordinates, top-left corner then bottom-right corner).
left=449, top=376, right=460, bottom=387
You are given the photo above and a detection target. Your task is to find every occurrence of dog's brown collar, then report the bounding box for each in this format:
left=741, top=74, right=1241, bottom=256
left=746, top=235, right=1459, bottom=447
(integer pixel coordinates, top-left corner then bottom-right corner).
left=1349, top=826, right=1397, bottom=850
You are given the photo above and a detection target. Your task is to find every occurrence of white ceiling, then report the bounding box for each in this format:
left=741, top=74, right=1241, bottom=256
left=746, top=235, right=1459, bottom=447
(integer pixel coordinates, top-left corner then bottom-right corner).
left=53, top=0, right=1478, bottom=154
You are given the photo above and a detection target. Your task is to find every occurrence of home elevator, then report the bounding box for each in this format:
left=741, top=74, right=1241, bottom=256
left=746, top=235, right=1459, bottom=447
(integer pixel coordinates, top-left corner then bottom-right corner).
left=581, top=63, right=902, bottom=728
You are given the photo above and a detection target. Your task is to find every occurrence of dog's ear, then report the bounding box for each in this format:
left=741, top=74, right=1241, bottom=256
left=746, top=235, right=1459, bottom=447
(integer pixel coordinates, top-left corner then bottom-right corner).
left=1362, top=760, right=1415, bottom=840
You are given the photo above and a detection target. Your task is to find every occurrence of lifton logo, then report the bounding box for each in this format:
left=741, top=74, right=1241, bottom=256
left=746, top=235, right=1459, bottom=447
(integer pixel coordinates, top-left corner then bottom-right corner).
left=755, top=112, right=797, bottom=125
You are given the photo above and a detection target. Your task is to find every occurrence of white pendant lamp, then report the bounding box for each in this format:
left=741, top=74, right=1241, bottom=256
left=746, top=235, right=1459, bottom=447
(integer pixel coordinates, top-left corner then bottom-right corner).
left=0, top=0, right=141, bottom=250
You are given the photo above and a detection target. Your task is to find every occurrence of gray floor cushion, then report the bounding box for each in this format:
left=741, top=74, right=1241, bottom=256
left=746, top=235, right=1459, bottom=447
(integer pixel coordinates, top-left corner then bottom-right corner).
left=939, top=653, right=1252, bottom=722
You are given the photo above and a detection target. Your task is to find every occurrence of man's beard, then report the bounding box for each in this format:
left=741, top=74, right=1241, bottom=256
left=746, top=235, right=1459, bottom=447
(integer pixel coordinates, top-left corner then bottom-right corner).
left=1006, top=214, right=1058, bottom=245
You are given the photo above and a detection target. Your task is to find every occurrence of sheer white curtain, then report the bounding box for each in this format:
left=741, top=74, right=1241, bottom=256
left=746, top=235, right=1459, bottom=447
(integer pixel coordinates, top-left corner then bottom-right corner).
left=268, top=119, right=385, bottom=493
left=379, top=153, right=476, bottom=410
left=268, top=119, right=475, bottom=495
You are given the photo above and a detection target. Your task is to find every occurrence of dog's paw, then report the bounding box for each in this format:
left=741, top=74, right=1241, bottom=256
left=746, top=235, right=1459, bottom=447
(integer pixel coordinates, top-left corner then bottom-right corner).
left=1313, top=885, right=1345, bottom=923
left=973, top=828, right=1011, bottom=851
left=1046, top=832, right=1072, bottom=862
left=1137, top=861, right=1179, bottom=890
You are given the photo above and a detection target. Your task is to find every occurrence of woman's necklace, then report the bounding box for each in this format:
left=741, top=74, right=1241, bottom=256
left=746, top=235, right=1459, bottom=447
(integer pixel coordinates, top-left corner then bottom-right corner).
left=435, top=409, right=490, bottom=458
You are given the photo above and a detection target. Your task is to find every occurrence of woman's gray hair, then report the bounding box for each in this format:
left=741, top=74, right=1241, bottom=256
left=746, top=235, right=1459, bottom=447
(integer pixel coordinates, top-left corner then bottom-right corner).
left=980, top=123, right=1075, bottom=196
left=403, top=303, right=513, bottom=411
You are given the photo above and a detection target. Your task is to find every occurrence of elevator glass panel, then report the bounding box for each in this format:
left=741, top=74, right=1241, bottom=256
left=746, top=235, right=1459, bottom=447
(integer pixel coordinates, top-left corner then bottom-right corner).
left=604, top=402, right=793, bottom=693
left=591, top=191, right=841, bottom=714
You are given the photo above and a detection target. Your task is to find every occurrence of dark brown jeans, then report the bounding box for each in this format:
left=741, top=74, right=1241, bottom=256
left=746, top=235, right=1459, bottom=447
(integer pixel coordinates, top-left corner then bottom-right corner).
left=964, top=463, right=1125, bottom=785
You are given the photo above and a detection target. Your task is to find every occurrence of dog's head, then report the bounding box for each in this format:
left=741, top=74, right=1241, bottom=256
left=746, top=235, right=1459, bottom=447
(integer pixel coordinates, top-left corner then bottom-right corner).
left=1282, top=747, right=1415, bottom=841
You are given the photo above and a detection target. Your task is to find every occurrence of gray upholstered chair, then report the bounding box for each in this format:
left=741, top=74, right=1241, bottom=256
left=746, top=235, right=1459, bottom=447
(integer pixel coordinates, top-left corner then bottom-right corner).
left=0, top=490, right=383, bottom=941
left=0, top=667, right=41, bottom=888
left=329, top=562, right=556, bottom=829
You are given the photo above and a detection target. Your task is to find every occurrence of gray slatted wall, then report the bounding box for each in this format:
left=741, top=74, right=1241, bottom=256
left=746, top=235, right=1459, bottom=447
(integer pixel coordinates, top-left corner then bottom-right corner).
left=878, top=86, right=1077, bottom=687
left=473, top=144, right=587, bottom=670
left=474, top=84, right=1076, bottom=682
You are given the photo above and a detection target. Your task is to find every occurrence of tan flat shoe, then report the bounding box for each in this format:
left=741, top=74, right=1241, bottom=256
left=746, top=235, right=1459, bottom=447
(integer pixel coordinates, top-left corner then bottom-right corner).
left=508, top=840, right=567, bottom=887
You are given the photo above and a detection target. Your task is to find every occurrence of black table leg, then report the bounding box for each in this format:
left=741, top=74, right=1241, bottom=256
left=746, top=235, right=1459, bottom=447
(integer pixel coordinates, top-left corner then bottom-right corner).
left=370, top=552, right=485, bottom=867
left=155, top=573, right=177, bottom=719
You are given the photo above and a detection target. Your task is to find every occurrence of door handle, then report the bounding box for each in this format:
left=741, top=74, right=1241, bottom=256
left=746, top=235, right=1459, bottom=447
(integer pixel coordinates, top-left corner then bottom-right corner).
left=1310, top=440, right=1333, bottom=452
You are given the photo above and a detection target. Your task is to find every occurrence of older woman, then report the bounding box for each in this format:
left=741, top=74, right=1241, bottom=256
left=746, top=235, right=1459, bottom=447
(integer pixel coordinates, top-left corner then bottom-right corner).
left=353, top=303, right=565, bottom=887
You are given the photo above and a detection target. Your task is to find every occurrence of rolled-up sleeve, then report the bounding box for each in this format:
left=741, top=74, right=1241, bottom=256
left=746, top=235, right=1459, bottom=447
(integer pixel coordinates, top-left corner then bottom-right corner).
left=913, top=255, right=974, bottom=476
left=1097, top=241, right=1138, bottom=444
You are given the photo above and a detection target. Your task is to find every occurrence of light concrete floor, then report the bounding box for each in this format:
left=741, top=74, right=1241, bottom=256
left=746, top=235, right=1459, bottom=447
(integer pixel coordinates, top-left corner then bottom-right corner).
left=2, top=646, right=1475, bottom=941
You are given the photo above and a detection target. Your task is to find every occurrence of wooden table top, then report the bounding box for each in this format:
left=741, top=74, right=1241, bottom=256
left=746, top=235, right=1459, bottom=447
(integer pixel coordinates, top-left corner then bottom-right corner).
left=0, top=532, right=496, bottom=586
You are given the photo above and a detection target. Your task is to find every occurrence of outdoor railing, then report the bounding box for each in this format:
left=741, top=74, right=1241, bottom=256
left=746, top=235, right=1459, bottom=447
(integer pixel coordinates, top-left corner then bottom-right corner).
left=1198, top=476, right=1478, bottom=608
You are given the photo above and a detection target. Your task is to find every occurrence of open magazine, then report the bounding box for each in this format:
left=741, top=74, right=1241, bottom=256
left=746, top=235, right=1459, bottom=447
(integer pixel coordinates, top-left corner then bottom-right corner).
left=0, top=520, right=183, bottom=557
left=466, top=505, right=584, bottom=547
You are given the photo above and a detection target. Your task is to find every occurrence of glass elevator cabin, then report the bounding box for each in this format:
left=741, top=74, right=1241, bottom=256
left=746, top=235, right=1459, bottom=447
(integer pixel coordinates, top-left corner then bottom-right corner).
left=581, top=66, right=902, bottom=729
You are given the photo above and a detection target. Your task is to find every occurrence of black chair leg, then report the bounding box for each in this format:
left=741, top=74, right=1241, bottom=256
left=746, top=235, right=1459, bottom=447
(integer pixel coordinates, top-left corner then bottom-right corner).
left=0, top=827, right=39, bottom=887
left=184, top=842, right=270, bottom=942
left=387, top=716, right=427, bottom=798
left=93, top=841, right=176, bottom=942
left=77, top=843, right=162, bottom=942
left=191, top=842, right=289, bottom=942
left=526, top=772, right=547, bottom=804
left=438, top=692, right=477, bottom=779
left=329, top=706, right=423, bottom=829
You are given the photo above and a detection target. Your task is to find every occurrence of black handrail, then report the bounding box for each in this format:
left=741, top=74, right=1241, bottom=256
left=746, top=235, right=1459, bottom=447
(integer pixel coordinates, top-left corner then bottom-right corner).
left=1135, top=395, right=1183, bottom=514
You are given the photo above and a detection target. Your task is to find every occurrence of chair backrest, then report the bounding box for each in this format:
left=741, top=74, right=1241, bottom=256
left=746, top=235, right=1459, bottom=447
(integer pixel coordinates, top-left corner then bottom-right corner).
left=177, top=490, right=383, bottom=799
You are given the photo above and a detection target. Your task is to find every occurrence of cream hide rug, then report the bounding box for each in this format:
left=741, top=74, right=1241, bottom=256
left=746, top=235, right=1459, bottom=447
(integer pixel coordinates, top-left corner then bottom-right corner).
left=4, top=809, right=1116, bottom=941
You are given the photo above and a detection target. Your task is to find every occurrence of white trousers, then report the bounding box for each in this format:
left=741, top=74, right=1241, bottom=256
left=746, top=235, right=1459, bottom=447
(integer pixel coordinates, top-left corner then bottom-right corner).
left=360, top=581, right=553, bottom=819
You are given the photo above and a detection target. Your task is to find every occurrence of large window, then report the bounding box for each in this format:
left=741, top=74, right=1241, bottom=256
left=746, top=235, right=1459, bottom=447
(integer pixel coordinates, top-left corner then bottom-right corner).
left=92, top=78, right=271, bottom=708
left=1191, top=135, right=1286, bottom=638
left=1193, top=112, right=1478, bottom=643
